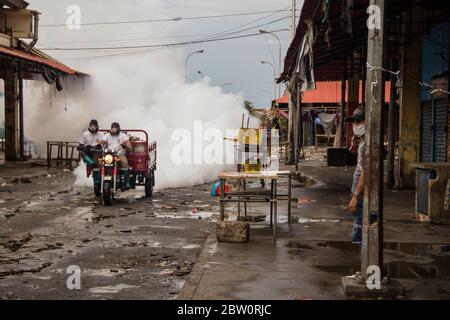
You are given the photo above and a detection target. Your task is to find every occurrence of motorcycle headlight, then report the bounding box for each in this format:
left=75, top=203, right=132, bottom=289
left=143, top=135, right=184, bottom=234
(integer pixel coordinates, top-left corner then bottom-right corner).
left=104, top=154, right=114, bottom=164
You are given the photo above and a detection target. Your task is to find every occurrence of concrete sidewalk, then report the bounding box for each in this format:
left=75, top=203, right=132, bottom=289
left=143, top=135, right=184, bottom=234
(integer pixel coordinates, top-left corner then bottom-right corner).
left=179, top=161, right=450, bottom=300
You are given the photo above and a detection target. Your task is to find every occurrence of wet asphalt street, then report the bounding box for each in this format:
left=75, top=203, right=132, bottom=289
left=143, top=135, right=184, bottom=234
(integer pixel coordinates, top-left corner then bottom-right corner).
left=0, top=170, right=216, bottom=299
left=2, top=162, right=450, bottom=300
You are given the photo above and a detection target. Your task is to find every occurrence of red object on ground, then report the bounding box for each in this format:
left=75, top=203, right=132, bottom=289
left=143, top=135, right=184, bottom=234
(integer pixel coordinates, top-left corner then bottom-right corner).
left=216, top=184, right=233, bottom=196
left=298, top=196, right=312, bottom=205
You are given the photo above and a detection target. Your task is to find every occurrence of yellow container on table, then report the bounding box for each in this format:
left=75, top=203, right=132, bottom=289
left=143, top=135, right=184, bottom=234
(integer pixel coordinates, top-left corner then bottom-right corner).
left=244, top=160, right=261, bottom=172
left=237, top=128, right=264, bottom=146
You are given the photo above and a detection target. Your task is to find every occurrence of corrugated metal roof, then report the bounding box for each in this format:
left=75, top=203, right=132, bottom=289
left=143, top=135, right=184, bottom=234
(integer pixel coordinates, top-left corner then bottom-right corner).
left=302, top=81, right=391, bottom=104
left=0, top=45, right=83, bottom=75
left=274, top=81, right=391, bottom=104
left=0, top=0, right=29, bottom=9
left=275, top=95, right=289, bottom=104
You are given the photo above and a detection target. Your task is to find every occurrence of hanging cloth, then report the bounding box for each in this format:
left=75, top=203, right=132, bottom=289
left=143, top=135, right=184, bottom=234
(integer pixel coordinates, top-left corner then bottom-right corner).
left=317, top=112, right=337, bottom=135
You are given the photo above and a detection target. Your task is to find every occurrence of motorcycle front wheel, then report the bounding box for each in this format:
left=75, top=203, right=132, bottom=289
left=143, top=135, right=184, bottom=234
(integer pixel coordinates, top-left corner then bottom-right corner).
left=103, top=181, right=113, bottom=206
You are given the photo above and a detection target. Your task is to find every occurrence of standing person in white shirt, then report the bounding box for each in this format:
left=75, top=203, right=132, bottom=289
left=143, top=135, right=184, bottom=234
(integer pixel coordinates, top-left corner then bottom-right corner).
left=101, top=122, right=132, bottom=190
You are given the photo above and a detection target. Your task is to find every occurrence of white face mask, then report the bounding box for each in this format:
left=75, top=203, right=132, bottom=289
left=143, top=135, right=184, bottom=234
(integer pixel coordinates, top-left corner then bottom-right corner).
left=353, top=123, right=365, bottom=138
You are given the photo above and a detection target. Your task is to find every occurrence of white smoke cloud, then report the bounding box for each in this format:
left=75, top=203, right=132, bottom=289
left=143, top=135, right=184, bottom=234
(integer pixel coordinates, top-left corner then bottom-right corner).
left=74, top=161, right=92, bottom=187
left=24, top=0, right=252, bottom=190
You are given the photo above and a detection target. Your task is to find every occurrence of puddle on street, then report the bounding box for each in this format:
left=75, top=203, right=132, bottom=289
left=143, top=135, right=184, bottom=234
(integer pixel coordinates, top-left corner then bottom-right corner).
left=89, top=283, right=139, bottom=294
left=297, top=218, right=341, bottom=224
left=288, top=240, right=450, bottom=279
left=295, top=175, right=316, bottom=188
left=154, top=210, right=217, bottom=220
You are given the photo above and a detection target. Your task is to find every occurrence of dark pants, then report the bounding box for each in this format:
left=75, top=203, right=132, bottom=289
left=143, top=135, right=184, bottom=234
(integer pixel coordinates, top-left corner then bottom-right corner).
left=352, top=195, right=363, bottom=243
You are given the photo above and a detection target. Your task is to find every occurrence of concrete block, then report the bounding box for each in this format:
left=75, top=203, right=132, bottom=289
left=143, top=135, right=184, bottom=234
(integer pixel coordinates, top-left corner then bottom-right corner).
left=216, top=221, right=249, bottom=243
left=342, top=276, right=405, bottom=299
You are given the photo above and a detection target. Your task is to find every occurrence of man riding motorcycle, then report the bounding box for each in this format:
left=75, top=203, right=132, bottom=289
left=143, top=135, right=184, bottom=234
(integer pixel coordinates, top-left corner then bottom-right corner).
left=78, top=119, right=104, bottom=196
left=101, top=122, right=132, bottom=190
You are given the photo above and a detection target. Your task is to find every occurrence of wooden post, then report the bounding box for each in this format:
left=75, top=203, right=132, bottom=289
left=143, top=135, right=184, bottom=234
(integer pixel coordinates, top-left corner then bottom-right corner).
left=362, top=0, right=386, bottom=279
left=288, top=88, right=296, bottom=164
left=288, top=172, right=292, bottom=224
left=4, top=65, right=19, bottom=161
left=386, top=60, right=398, bottom=189
left=295, top=88, right=302, bottom=167
left=18, top=68, right=24, bottom=159
left=287, top=0, right=297, bottom=164
left=219, top=178, right=225, bottom=221
left=340, top=66, right=347, bottom=147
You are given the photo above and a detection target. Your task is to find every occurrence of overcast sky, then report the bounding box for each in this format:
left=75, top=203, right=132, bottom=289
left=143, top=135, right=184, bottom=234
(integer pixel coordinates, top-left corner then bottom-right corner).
left=30, top=0, right=301, bottom=107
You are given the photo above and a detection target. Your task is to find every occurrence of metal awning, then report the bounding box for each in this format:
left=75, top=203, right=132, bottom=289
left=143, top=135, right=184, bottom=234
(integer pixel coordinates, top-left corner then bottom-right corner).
left=279, top=0, right=370, bottom=83
left=280, top=0, right=450, bottom=83
left=0, top=45, right=84, bottom=76
left=0, top=0, right=29, bottom=9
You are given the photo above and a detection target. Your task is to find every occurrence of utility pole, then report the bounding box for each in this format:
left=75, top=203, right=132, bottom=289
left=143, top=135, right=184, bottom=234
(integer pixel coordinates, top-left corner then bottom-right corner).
left=362, top=0, right=385, bottom=280
left=342, top=0, right=403, bottom=297
left=287, top=0, right=297, bottom=164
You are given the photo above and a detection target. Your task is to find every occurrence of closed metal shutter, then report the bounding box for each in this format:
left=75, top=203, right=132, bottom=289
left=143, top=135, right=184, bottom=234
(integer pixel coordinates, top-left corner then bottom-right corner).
left=420, top=98, right=448, bottom=162
left=420, top=101, right=433, bottom=162
left=434, top=98, right=448, bottom=162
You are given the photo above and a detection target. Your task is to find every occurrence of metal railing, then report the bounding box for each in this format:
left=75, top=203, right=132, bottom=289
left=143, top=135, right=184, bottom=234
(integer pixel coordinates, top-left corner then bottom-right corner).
left=46, top=141, right=80, bottom=169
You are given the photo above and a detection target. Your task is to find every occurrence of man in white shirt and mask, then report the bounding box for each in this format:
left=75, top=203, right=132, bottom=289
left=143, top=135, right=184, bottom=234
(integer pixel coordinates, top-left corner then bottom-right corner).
left=101, top=122, right=132, bottom=190
left=79, top=119, right=104, bottom=151
left=78, top=119, right=104, bottom=196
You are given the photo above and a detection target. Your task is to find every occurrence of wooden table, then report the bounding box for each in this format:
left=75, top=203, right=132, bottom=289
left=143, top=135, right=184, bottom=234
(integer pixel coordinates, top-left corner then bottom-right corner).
left=218, top=170, right=292, bottom=242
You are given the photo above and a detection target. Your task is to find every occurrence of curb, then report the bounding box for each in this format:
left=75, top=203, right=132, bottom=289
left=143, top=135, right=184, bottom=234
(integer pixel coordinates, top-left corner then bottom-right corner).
left=177, top=232, right=217, bottom=300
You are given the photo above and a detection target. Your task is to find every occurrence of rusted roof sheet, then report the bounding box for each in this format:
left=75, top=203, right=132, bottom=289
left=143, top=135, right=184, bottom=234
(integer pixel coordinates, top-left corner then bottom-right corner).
left=275, top=95, right=289, bottom=104
left=302, top=81, right=391, bottom=103
left=0, top=0, right=29, bottom=9
left=0, top=45, right=83, bottom=75
left=274, top=81, right=391, bottom=104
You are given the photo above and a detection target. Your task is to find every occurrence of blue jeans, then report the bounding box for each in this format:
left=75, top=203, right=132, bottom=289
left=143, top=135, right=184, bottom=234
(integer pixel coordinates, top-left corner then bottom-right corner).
left=352, top=195, right=363, bottom=243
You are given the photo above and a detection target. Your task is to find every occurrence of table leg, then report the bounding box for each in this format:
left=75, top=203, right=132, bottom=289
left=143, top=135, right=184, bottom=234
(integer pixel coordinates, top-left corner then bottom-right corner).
left=243, top=179, right=247, bottom=217
left=237, top=178, right=241, bottom=218
left=270, top=179, right=273, bottom=228
left=220, top=178, right=225, bottom=221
